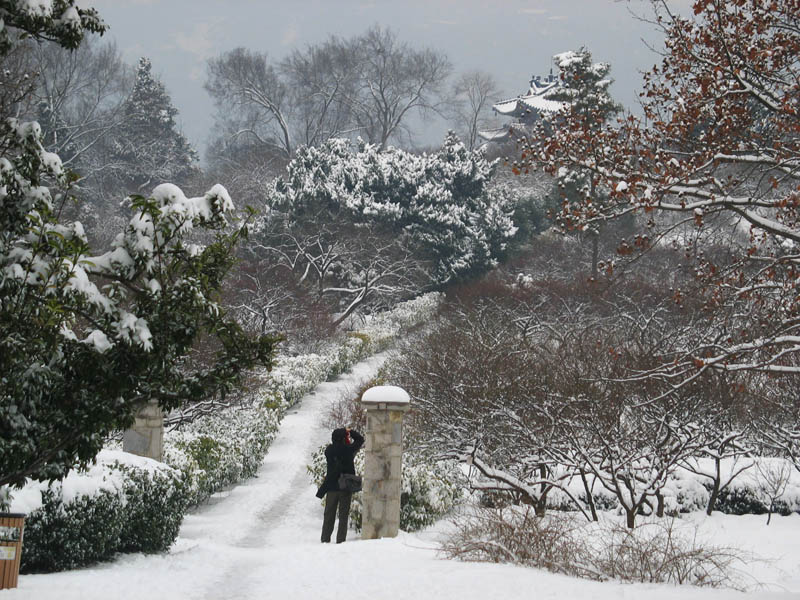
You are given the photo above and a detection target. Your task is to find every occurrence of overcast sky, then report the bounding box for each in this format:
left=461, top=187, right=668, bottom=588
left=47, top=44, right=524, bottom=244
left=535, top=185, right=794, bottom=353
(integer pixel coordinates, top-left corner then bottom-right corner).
left=83, top=0, right=691, bottom=161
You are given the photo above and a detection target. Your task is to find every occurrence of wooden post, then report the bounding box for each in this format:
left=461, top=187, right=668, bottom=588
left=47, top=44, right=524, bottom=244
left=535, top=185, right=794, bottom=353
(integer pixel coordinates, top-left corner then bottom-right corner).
left=361, top=385, right=410, bottom=539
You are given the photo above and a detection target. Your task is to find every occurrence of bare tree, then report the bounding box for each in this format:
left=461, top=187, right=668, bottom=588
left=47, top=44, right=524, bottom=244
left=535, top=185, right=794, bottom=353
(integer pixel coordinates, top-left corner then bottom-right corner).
left=280, top=37, right=360, bottom=147
left=520, top=0, right=800, bottom=383
left=449, top=70, right=502, bottom=150
left=347, top=26, right=452, bottom=150
left=755, top=458, right=792, bottom=525
left=205, top=27, right=452, bottom=158
left=206, top=47, right=293, bottom=159
left=0, top=37, right=37, bottom=120
left=28, top=37, right=130, bottom=175
left=251, top=213, right=425, bottom=329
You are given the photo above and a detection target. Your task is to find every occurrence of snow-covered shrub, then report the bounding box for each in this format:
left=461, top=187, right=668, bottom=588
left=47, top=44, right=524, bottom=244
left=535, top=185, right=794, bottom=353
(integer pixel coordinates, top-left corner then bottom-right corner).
left=163, top=398, right=281, bottom=507
left=307, top=446, right=463, bottom=532
left=443, top=508, right=747, bottom=589
left=588, top=517, right=747, bottom=588
left=399, top=457, right=465, bottom=531
left=359, top=292, right=442, bottom=351
left=542, top=457, right=800, bottom=519
left=13, top=451, right=184, bottom=573
left=21, top=486, right=125, bottom=573
left=261, top=292, right=441, bottom=412
left=114, top=463, right=186, bottom=554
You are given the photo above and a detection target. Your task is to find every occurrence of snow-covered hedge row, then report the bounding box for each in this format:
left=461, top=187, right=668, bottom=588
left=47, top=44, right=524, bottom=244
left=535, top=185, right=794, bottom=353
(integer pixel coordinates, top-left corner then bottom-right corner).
left=308, top=446, right=463, bottom=532
left=543, top=457, right=800, bottom=518
left=265, top=292, right=442, bottom=408
left=13, top=452, right=184, bottom=573
left=163, top=398, right=281, bottom=507
left=11, top=292, right=443, bottom=572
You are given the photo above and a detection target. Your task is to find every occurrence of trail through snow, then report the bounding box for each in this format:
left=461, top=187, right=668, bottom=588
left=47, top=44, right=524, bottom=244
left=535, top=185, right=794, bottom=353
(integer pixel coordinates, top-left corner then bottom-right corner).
left=8, top=353, right=800, bottom=600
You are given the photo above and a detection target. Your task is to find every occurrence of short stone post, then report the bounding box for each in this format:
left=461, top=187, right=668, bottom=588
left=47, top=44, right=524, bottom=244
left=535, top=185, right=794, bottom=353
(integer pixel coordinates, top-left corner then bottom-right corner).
left=361, top=385, right=410, bottom=540
left=122, top=400, right=164, bottom=461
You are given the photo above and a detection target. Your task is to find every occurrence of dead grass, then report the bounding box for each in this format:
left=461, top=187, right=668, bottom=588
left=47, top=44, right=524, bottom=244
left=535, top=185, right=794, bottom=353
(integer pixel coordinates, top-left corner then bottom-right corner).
left=441, top=507, right=753, bottom=590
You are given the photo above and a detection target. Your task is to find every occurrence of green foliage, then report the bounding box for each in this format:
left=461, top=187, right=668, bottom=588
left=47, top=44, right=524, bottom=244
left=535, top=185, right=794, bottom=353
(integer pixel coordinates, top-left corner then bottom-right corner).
left=0, top=139, right=279, bottom=489
left=21, top=487, right=125, bottom=573
left=0, top=1, right=106, bottom=55
left=511, top=191, right=551, bottom=244
left=20, top=459, right=185, bottom=573
left=269, top=133, right=519, bottom=286
left=116, top=464, right=186, bottom=554
left=165, top=397, right=281, bottom=507
left=0, top=3, right=279, bottom=491
left=714, top=486, right=793, bottom=517
left=179, top=436, right=226, bottom=504
left=108, top=57, right=198, bottom=191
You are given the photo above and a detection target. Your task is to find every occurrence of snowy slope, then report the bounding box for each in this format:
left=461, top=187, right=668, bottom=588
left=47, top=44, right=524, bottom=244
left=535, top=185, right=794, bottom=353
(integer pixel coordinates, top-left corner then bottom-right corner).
left=6, top=353, right=800, bottom=600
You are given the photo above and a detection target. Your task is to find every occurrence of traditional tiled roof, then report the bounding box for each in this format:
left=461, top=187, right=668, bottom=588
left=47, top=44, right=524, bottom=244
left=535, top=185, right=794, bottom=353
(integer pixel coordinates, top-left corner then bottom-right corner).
left=477, top=122, right=528, bottom=142
left=478, top=72, right=565, bottom=142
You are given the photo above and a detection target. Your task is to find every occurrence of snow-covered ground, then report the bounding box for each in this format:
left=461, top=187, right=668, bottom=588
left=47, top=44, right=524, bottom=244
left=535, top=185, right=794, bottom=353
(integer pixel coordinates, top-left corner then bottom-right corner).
left=6, top=353, right=800, bottom=600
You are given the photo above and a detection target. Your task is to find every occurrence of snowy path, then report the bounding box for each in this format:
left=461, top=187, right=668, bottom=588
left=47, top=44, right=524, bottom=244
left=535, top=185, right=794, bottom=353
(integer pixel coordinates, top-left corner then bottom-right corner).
left=8, top=353, right=800, bottom=600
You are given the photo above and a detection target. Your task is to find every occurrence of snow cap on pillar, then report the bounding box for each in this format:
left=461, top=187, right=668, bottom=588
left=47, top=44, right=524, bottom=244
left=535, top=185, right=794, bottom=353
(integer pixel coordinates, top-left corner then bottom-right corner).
left=361, top=385, right=410, bottom=406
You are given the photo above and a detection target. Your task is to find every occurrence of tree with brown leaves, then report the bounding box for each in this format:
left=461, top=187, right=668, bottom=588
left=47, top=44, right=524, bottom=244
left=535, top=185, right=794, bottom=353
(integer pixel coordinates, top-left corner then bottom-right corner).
left=521, top=0, right=800, bottom=387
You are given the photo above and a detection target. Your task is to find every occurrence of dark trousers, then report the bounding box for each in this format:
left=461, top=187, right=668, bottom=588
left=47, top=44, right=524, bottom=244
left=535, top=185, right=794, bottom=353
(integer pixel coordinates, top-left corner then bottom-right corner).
left=321, top=490, right=352, bottom=543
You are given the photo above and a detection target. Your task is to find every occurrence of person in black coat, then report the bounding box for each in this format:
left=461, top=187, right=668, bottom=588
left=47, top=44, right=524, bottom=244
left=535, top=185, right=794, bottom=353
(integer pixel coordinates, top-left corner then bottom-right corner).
left=317, top=427, right=364, bottom=543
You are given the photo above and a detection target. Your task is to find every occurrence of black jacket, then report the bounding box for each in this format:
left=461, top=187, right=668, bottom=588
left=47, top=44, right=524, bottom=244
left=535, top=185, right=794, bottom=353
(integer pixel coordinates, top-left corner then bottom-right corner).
left=316, top=429, right=364, bottom=498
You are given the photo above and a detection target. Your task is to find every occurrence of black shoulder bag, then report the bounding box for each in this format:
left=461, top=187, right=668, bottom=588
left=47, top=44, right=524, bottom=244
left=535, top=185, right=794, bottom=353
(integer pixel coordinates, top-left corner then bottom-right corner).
left=338, top=473, right=363, bottom=493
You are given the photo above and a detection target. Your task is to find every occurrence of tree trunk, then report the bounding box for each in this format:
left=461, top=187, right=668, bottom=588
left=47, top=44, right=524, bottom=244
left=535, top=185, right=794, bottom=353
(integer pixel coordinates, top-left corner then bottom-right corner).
left=625, top=507, right=636, bottom=529
left=535, top=464, right=548, bottom=517
left=656, top=491, right=665, bottom=518
left=706, top=457, right=722, bottom=516
left=535, top=495, right=547, bottom=517
left=579, top=468, right=599, bottom=521
left=591, top=230, right=599, bottom=280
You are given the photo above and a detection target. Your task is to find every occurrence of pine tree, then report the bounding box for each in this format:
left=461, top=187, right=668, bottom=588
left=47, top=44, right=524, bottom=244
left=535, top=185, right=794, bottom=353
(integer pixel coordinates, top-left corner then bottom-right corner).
left=111, top=57, right=198, bottom=192
left=545, top=48, right=621, bottom=279
left=270, top=134, right=518, bottom=286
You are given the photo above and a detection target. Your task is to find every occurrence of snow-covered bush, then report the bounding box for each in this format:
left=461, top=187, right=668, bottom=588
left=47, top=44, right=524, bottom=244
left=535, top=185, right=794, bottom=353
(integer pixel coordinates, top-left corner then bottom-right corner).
left=307, top=446, right=463, bottom=532
left=443, top=508, right=747, bottom=589
left=12, top=451, right=184, bottom=573
left=543, top=457, right=800, bottom=519
left=114, top=463, right=186, bottom=554
left=163, top=398, right=281, bottom=507
left=399, top=457, right=465, bottom=531
left=262, top=292, right=441, bottom=410
left=359, top=292, right=442, bottom=349
left=20, top=486, right=125, bottom=573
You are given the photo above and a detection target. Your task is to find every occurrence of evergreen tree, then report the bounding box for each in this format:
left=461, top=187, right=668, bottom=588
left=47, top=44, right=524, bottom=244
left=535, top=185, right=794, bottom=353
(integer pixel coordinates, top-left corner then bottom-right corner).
left=0, top=5, right=278, bottom=492
left=270, top=133, right=518, bottom=286
left=545, top=48, right=622, bottom=278
left=110, top=57, right=198, bottom=192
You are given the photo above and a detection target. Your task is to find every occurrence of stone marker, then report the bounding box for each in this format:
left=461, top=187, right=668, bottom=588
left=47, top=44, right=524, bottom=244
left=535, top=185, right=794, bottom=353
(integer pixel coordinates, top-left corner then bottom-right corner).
left=360, top=385, right=410, bottom=539
left=122, top=400, right=164, bottom=461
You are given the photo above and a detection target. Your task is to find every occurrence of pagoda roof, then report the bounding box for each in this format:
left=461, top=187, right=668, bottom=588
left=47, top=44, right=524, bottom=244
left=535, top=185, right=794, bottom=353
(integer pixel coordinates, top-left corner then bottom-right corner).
left=491, top=75, right=566, bottom=119
left=478, top=127, right=513, bottom=142
left=478, top=122, right=528, bottom=142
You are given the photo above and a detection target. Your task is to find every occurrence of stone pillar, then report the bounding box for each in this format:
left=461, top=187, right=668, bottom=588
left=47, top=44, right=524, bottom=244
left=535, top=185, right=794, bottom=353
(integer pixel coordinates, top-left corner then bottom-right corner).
left=361, top=385, right=410, bottom=540
left=122, top=400, right=164, bottom=461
